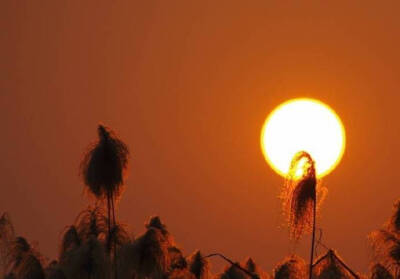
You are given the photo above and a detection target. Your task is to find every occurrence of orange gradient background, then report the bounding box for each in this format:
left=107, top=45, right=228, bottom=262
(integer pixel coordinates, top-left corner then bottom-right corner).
left=1, top=1, right=400, bottom=274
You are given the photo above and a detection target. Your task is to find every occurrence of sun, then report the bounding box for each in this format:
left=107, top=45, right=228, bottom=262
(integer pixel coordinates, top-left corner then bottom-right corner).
left=261, top=98, right=346, bottom=178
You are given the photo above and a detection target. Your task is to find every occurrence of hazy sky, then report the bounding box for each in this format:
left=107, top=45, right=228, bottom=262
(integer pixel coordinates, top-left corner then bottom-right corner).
left=2, top=1, right=400, bottom=274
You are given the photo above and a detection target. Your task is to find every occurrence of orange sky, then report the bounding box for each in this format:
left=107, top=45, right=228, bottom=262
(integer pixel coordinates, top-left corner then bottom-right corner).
left=2, top=1, right=400, bottom=274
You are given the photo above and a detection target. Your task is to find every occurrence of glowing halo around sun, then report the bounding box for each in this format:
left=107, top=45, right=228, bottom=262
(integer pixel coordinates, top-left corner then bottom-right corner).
left=261, top=98, right=346, bottom=178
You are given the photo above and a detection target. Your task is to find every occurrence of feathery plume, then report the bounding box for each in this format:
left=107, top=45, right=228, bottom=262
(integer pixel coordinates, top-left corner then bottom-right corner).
left=131, top=228, right=169, bottom=279
left=188, top=250, right=210, bottom=279
left=74, top=206, right=107, bottom=242
left=61, top=235, right=109, bottom=279
left=219, top=263, right=248, bottom=279
left=282, top=151, right=317, bottom=240
left=0, top=213, right=16, bottom=275
left=369, top=200, right=400, bottom=275
left=15, top=254, right=45, bottom=279
left=242, top=258, right=268, bottom=279
left=80, top=124, right=129, bottom=279
left=45, top=261, right=67, bottom=279
left=7, top=237, right=33, bottom=271
left=312, top=250, right=359, bottom=279
left=106, top=223, right=131, bottom=257
left=388, top=200, right=400, bottom=234
left=59, top=226, right=81, bottom=261
left=80, top=124, right=129, bottom=201
left=282, top=151, right=327, bottom=279
left=168, top=246, right=187, bottom=270
left=369, top=230, right=400, bottom=273
left=273, top=255, right=306, bottom=279
left=146, top=216, right=170, bottom=237
left=370, top=263, right=393, bottom=279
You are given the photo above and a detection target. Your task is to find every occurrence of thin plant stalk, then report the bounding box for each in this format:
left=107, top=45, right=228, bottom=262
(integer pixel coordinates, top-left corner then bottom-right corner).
left=309, top=198, right=316, bottom=279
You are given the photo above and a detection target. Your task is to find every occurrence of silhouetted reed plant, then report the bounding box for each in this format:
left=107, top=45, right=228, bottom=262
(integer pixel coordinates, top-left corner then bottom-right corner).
left=80, top=125, right=129, bottom=279
left=369, top=263, right=393, bottom=279
left=188, top=251, right=210, bottom=279
left=0, top=213, right=15, bottom=275
left=3, top=236, right=45, bottom=279
left=282, top=151, right=326, bottom=279
left=282, top=152, right=317, bottom=240
left=369, top=200, right=400, bottom=278
left=80, top=125, right=129, bottom=234
left=273, top=254, right=306, bottom=279
left=312, top=250, right=359, bottom=279
left=215, top=257, right=267, bottom=279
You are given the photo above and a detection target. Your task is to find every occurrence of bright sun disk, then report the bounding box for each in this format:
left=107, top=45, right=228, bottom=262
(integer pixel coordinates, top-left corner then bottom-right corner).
left=261, top=98, right=346, bottom=178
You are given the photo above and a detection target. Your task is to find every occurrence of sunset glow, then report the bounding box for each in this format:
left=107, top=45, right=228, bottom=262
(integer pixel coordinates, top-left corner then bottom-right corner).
left=261, top=98, right=346, bottom=178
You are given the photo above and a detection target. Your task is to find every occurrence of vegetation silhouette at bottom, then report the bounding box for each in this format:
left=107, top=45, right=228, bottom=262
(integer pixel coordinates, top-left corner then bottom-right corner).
left=0, top=125, right=395, bottom=279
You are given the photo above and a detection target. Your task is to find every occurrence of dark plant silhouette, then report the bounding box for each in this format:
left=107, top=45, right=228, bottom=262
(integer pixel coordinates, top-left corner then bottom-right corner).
left=59, top=226, right=81, bottom=262
left=167, top=268, right=196, bottom=279
left=146, top=216, right=171, bottom=240
left=14, top=254, right=45, bottom=279
left=114, top=237, right=135, bottom=279
left=218, top=263, right=248, bottom=279
left=80, top=124, right=129, bottom=232
left=370, top=200, right=400, bottom=277
left=132, top=229, right=168, bottom=279
left=145, top=216, right=175, bottom=250
left=68, top=236, right=109, bottom=279
left=107, top=222, right=131, bottom=279
left=168, top=246, right=187, bottom=270
left=7, top=123, right=400, bottom=279
left=282, top=151, right=316, bottom=240
left=80, top=124, right=129, bottom=278
left=7, top=237, right=34, bottom=272
left=282, top=151, right=326, bottom=279
left=5, top=237, right=45, bottom=279
left=74, top=206, right=108, bottom=243
left=312, top=250, right=359, bottom=279
left=106, top=223, right=130, bottom=258
left=131, top=217, right=171, bottom=279
left=188, top=251, right=210, bottom=279
left=273, top=254, right=306, bottom=279
left=4, top=273, right=16, bottom=279
left=205, top=253, right=259, bottom=279
left=243, top=258, right=269, bottom=279
left=389, top=200, right=400, bottom=233
left=370, top=263, right=394, bottom=279
left=58, top=207, right=112, bottom=279
left=0, top=213, right=15, bottom=276
left=45, top=261, right=67, bottom=279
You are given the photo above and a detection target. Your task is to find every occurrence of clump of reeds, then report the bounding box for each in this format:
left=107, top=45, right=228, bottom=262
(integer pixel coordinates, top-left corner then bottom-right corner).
left=188, top=251, right=210, bottom=279
left=273, top=254, right=306, bottom=279
left=369, top=199, right=400, bottom=276
left=312, top=250, right=359, bottom=279
left=131, top=217, right=171, bottom=279
left=218, top=262, right=248, bottom=279
left=0, top=213, right=15, bottom=275
left=5, top=237, right=45, bottom=279
left=369, top=263, right=393, bottom=279
left=74, top=206, right=108, bottom=242
left=168, top=246, right=187, bottom=270
left=45, top=260, right=67, bottom=279
left=242, top=258, right=269, bottom=279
